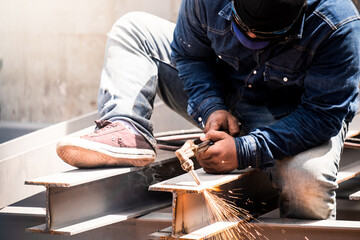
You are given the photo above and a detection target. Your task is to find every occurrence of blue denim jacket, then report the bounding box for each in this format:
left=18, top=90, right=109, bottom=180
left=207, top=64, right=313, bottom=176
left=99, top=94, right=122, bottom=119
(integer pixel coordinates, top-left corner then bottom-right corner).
left=171, top=0, right=360, bottom=168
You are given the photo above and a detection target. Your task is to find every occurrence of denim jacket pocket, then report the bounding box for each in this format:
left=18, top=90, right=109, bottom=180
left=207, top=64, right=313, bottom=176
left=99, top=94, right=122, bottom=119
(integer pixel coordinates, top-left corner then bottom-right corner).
left=264, top=63, right=305, bottom=90
left=216, top=52, right=239, bottom=71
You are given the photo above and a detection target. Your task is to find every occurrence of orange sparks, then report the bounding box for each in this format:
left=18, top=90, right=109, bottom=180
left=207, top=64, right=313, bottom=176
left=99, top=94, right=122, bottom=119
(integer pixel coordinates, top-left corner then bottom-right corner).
left=203, top=189, right=267, bottom=240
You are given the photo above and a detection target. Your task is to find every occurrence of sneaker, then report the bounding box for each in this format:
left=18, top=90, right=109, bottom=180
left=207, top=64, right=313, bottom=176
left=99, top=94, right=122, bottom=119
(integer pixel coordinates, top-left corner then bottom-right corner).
left=56, top=120, right=156, bottom=168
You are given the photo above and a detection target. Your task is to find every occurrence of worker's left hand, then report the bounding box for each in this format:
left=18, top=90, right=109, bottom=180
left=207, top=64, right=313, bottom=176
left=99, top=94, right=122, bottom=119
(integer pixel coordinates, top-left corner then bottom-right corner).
left=204, top=110, right=240, bottom=137
left=196, top=130, right=238, bottom=174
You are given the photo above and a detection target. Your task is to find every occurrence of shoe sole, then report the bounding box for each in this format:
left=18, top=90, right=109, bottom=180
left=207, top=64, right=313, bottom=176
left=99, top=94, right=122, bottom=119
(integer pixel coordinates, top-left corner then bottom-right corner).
left=56, top=138, right=156, bottom=168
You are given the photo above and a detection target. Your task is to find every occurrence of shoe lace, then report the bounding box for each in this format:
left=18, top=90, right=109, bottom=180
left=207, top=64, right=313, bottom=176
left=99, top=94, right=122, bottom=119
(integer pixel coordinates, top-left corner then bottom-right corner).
left=95, top=120, right=113, bottom=129
left=81, top=120, right=115, bottom=138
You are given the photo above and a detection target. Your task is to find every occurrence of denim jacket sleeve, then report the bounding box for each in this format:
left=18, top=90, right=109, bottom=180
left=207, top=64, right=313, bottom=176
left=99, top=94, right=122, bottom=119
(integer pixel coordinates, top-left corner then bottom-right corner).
left=171, top=0, right=227, bottom=127
left=171, top=0, right=360, bottom=170
left=236, top=20, right=360, bottom=169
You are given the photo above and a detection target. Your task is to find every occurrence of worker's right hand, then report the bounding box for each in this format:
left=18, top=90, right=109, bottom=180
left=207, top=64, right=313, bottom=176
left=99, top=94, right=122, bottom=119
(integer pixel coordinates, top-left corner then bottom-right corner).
left=204, top=110, right=240, bottom=137
left=197, top=130, right=238, bottom=174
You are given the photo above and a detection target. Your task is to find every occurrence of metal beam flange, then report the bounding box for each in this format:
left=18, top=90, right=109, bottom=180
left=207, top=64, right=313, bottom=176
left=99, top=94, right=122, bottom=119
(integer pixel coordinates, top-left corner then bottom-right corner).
left=25, top=150, right=185, bottom=235
left=149, top=168, right=278, bottom=240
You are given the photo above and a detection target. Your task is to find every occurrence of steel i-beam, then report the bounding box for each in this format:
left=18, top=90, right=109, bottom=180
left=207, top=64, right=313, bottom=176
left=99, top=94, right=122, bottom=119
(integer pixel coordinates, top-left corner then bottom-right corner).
left=25, top=150, right=185, bottom=235
left=148, top=168, right=279, bottom=240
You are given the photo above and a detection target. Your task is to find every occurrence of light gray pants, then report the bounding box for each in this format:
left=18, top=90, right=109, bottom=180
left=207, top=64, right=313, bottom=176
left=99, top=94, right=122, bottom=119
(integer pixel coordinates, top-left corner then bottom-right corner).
left=98, top=12, right=346, bottom=220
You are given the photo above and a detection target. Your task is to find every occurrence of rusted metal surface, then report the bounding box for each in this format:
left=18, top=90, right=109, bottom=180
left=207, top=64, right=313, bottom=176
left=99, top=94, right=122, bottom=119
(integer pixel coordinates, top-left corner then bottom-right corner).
left=25, top=150, right=186, bottom=235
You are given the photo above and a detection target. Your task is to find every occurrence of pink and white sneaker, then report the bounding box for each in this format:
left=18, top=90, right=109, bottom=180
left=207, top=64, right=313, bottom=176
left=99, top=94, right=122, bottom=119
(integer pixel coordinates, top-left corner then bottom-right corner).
left=56, top=120, right=156, bottom=168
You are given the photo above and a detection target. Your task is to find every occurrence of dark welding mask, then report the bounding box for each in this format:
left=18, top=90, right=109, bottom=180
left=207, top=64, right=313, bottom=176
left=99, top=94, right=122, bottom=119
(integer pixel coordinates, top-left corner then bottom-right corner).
left=231, top=0, right=307, bottom=50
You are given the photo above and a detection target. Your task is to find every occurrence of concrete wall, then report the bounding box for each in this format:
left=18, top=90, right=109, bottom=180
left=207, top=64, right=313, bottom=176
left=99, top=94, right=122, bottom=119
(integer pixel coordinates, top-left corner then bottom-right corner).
left=1, top=0, right=360, bottom=125
left=0, top=0, right=181, bottom=124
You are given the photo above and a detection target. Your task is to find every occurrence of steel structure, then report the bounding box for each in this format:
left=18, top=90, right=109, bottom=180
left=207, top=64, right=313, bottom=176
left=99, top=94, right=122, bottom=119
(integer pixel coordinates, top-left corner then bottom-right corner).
left=1, top=111, right=360, bottom=239
left=25, top=150, right=186, bottom=235
left=148, top=154, right=360, bottom=240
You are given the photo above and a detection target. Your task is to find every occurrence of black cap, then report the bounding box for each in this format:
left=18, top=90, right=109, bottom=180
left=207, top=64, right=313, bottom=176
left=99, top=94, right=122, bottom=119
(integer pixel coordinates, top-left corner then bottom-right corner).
left=233, top=0, right=306, bottom=32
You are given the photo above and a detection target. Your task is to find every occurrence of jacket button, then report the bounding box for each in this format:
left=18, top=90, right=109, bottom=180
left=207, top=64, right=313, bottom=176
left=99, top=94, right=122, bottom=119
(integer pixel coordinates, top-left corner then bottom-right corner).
left=198, top=117, right=202, bottom=122
left=283, top=77, right=288, bottom=82
left=253, top=70, right=257, bottom=75
left=218, top=55, right=222, bottom=59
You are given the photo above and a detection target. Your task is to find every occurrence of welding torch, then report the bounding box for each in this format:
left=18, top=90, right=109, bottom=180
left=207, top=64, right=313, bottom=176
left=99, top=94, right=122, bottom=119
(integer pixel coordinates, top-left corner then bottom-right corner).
left=175, top=139, right=213, bottom=185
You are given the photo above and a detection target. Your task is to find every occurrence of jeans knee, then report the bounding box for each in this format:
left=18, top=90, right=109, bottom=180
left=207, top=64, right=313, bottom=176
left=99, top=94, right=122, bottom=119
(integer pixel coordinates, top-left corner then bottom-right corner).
left=271, top=155, right=338, bottom=220
left=107, top=12, right=144, bottom=39
left=277, top=187, right=335, bottom=220
left=111, top=12, right=155, bottom=34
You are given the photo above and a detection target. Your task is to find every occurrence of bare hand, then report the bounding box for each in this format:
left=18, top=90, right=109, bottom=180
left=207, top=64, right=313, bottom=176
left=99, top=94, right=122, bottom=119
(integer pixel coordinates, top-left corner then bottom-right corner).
left=196, top=130, right=238, bottom=174
left=204, top=110, right=240, bottom=137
